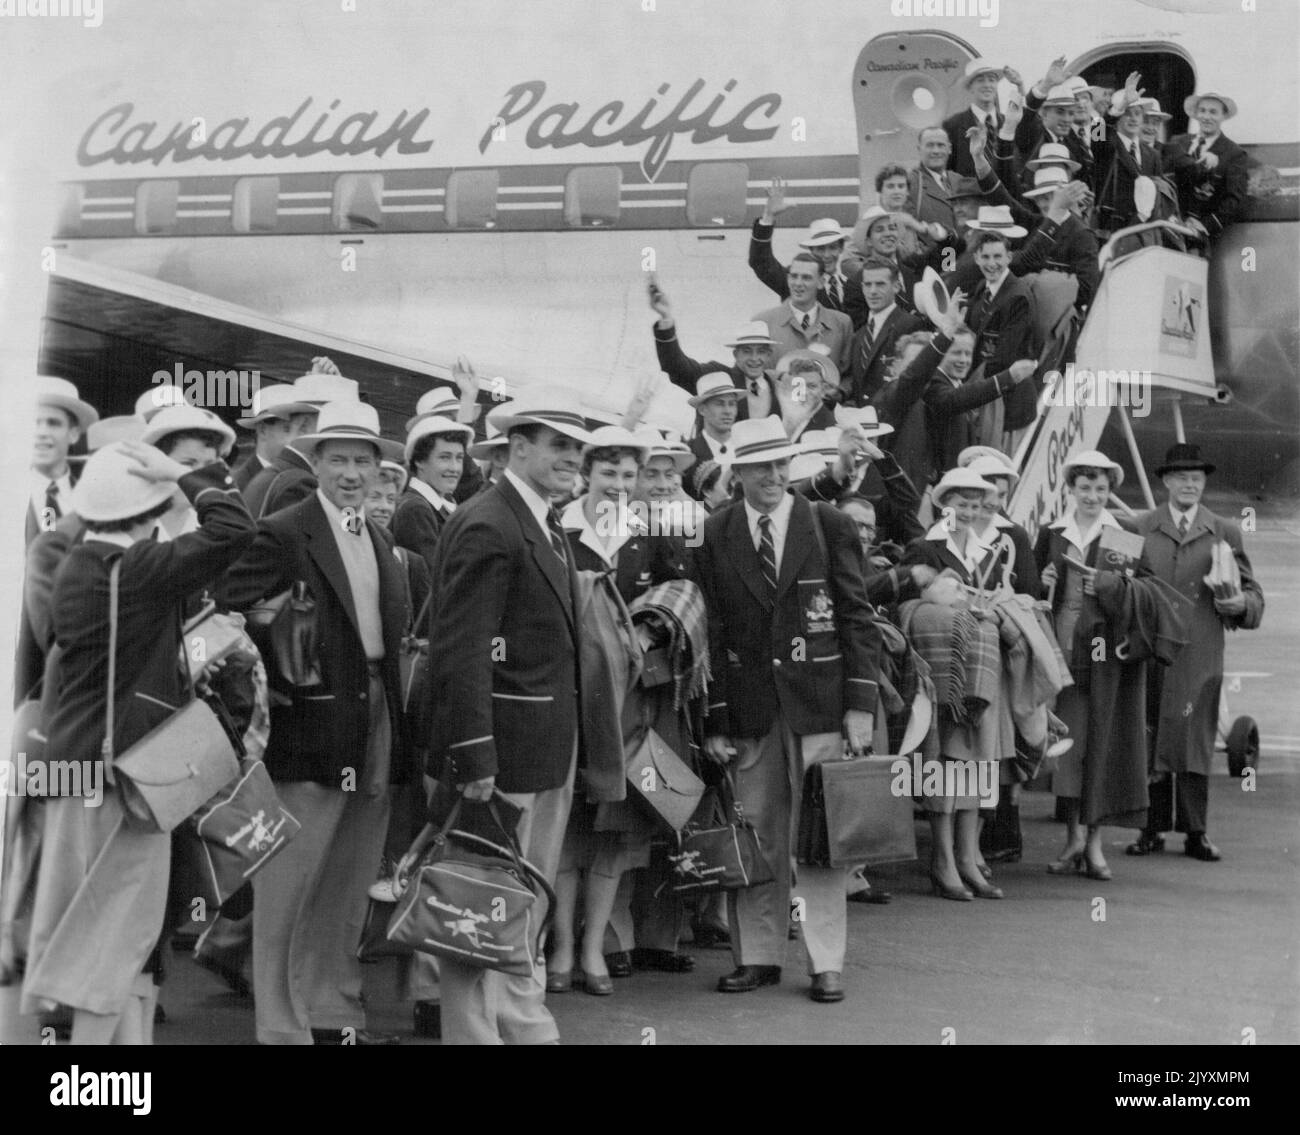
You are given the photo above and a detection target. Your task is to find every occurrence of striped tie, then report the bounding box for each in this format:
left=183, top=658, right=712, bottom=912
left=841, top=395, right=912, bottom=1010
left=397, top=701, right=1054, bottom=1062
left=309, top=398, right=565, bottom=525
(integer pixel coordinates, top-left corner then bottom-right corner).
left=757, top=515, right=778, bottom=594
left=1177, top=514, right=1189, bottom=540
left=547, top=507, right=569, bottom=565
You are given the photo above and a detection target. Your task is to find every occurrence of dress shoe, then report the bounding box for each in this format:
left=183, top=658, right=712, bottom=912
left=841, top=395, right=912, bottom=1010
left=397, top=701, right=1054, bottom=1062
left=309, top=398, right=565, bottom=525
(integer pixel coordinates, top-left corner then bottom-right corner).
left=1082, top=857, right=1113, bottom=881
left=1125, top=832, right=1165, bottom=856
left=975, top=862, right=993, bottom=881
left=690, top=921, right=731, bottom=949
left=1046, top=851, right=1085, bottom=876
left=848, top=887, right=892, bottom=905
left=1184, top=834, right=1222, bottom=862
left=986, top=847, right=1022, bottom=864
left=310, top=1027, right=402, bottom=1046
left=604, top=951, right=633, bottom=978
left=958, top=871, right=1004, bottom=899
left=193, top=951, right=252, bottom=998
left=717, top=965, right=781, bottom=993
left=631, top=948, right=695, bottom=973
left=575, top=970, right=614, bottom=996
left=545, top=970, right=573, bottom=993
left=928, top=872, right=974, bottom=902
left=809, top=971, right=844, bottom=1003
left=413, top=1000, right=441, bottom=1039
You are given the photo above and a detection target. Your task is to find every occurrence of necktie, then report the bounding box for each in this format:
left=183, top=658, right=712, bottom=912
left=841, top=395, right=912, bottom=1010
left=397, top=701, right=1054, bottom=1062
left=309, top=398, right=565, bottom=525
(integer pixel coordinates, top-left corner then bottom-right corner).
left=44, top=480, right=61, bottom=521
left=800, top=312, right=811, bottom=333
left=1177, top=513, right=1189, bottom=539
left=831, top=276, right=842, bottom=307
left=547, top=506, right=569, bottom=564
left=1190, top=137, right=1204, bottom=161
left=757, top=515, right=777, bottom=594
left=748, top=377, right=759, bottom=396
left=719, top=444, right=727, bottom=455
left=863, top=319, right=877, bottom=358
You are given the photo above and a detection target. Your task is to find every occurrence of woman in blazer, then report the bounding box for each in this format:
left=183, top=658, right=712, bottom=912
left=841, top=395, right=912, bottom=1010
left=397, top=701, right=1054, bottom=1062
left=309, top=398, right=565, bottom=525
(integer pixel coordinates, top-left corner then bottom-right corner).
left=21, top=443, right=253, bottom=1044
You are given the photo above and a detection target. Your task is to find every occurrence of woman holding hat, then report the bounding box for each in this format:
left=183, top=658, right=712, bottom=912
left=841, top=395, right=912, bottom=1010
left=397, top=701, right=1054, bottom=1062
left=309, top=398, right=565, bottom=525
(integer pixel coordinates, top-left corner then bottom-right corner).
left=900, top=467, right=1009, bottom=900
left=21, top=441, right=254, bottom=1043
left=140, top=404, right=239, bottom=540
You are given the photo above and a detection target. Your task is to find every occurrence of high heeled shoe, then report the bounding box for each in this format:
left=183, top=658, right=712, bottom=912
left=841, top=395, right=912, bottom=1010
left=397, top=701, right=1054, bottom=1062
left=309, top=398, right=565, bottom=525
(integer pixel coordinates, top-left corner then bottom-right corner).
left=975, top=862, right=993, bottom=880
left=929, top=872, right=974, bottom=902
left=959, top=871, right=1004, bottom=899
left=1045, top=851, right=1085, bottom=876
left=1082, top=856, right=1112, bottom=881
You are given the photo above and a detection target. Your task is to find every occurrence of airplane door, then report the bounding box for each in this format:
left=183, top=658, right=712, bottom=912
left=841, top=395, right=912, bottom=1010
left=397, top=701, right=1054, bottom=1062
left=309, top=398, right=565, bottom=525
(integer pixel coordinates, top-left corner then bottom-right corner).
left=852, top=31, right=979, bottom=208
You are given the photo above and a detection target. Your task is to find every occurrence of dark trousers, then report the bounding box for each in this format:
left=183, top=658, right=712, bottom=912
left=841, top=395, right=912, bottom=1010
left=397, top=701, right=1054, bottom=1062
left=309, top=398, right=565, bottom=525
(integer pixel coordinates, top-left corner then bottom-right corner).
left=1145, top=772, right=1208, bottom=836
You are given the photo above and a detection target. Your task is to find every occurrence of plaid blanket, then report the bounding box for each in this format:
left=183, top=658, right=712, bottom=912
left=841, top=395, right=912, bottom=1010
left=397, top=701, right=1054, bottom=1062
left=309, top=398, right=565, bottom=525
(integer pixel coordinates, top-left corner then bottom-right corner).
left=629, top=579, right=711, bottom=709
left=899, top=599, right=1000, bottom=725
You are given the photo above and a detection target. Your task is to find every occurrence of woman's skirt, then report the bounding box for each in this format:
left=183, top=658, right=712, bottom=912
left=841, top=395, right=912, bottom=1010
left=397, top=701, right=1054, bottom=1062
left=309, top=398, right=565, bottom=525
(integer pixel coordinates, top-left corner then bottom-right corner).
left=21, top=787, right=170, bottom=1017
left=923, top=705, right=1005, bottom=815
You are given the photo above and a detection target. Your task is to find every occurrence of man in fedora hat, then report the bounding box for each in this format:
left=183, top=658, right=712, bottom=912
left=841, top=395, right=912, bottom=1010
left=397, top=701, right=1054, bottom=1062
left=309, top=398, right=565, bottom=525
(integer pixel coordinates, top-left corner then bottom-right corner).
left=692, top=416, right=882, bottom=1004
left=224, top=399, right=411, bottom=1045
left=682, top=374, right=740, bottom=498
left=422, top=386, right=593, bottom=1043
left=26, top=377, right=97, bottom=549
left=1091, top=72, right=1165, bottom=237
left=1162, top=90, right=1248, bottom=248
left=1127, top=444, right=1263, bottom=863
left=1015, top=166, right=1101, bottom=311
left=649, top=281, right=779, bottom=423
left=232, top=384, right=317, bottom=495
left=752, top=254, right=854, bottom=376
left=850, top=206, right=924, bottom=316
left=942, top=59, right=1009, bottom=179
left=1014, top=56, right=1094, bottom=190
left=750, top=180, right=866, bottom=327
left=392, top=414, right=475, bottom=574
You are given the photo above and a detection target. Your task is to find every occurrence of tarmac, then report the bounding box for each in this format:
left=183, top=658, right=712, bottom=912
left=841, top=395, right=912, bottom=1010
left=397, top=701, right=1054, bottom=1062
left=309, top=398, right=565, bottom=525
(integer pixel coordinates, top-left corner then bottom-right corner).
left=2, top=512, right=1295, bottom=1046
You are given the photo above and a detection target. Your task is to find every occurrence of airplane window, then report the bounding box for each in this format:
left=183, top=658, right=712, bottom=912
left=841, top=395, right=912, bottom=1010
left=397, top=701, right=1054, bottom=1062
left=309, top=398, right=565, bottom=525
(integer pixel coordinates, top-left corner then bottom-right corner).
left=57, top=184, right=84, bottom=236
left=686, top=163, right=749, bottom=226
left=445, top=169, right=499, bottom=229
left=233, top=177, right=280, bottom=233
left=333, top=173, right=384, bottom=231
left=134, top=180, right=179, bottom=235
left=564, top=166, right=622, bottom=227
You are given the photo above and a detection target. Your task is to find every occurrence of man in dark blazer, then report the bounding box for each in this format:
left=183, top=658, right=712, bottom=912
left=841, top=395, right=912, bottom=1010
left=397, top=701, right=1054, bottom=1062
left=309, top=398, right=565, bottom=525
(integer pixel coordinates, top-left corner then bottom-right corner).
left=423, top=386, right=592, bottom=1045
left=943, top=60, right=1007, bottom=179
left=1162, top=91, right=1249, bottom=247
left=225, top=400, right=411, bottom=1046
left=392, top=414, right=474, bottom=574
left=753, top=254, right=854, bottom=377
left=1091, top=75, right=1165, bottom=237
left=693, top=417, right=881, bottom=1005
left=231, top=384, right=317, bottom=496
left=1014, top=58, right=1095, bottom=191
left=846, top=258, right=927, bottom=406
left=682, top=373, right=740, bottom=498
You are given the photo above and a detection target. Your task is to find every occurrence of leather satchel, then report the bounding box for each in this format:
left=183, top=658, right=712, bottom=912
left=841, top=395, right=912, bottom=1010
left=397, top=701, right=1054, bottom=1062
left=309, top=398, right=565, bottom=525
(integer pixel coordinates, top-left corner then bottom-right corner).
left=267, top=581, right=323, bottom=688
left=798, top=753, right=917, bottom=868
left=399, top=585, right=433, bottom=749
left=625, top=727, right=706, bottom=832
left=668, top=772, right=773, bottom=893
left=103, top=560, right=240, bottom=834
left=386, top=795, right=555, bottom=977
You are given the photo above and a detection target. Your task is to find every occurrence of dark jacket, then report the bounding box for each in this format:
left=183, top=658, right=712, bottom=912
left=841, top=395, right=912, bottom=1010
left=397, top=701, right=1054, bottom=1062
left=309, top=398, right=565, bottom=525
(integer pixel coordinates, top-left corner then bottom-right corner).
left=242, top=446, right=316, bottom=519
left=1161, top=132, right=1249, bottom=241
left=391, top=482, right=452, bottom=576
left=869, top=329, right=947, bottom=490
left=1009, top=212, right=1100, bottom=310
left=965, top=272, right=1038, bottom=430
left=651, top=322, right=776, bottom=423
left=232, top=452, right=269, bottom=496
left=942, top=105, right=1004, bottom=180
left=1092, top=122, right=1163, bottom=235
left=923, top=363, right=1023, bottom=474
left=846, top=307, right=927, bottom=407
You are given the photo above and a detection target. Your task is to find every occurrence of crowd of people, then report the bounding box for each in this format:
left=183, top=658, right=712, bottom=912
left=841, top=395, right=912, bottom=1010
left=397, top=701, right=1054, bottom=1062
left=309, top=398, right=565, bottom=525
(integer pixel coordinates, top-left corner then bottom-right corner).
left=2, top=53, right=1265, bottom=1045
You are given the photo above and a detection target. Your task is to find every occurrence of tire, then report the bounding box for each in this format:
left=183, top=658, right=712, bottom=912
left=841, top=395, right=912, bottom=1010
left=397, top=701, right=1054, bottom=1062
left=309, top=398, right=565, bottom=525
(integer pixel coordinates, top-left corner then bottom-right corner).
left=1226, top=716, right=1259, bottom=778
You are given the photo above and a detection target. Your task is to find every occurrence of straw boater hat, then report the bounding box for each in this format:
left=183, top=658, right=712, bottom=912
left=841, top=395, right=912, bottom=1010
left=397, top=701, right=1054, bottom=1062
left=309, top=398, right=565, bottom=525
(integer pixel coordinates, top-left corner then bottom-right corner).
left=958, top=445, right=1015, bottom=472
left=857, top=205, right=895, bottom=236
left=236, top=383, right=315, bottom=428
left=1026, top=141, right=1081, bottom=173
left=789, top=428, right=840, bottom=482
left=1023, top=166, right=1071, bottom=200
left=965, top=454, right=1020, bottom=493
left=834, top=404, right=895, bottom=439
left=87, top=415, right=147, bottom=451
left=584, top=424, right=651, bottom=460
left=1154, top=442, right=1214, bottom=478
left=71, top=442, right=180, bottom=523
left=1063, top=448, right=1126, bottom=485
left=1183, top=90, right=1236, bottom=120
left=775, top=347, right=838, bottom=388
left=632, top=427, right=694, bottom=472
left=291, top=371, right=360, bottom=405
left=727, top=417, right=805, bottom=465
left=379, top=460, right=409, bottom=493
left=912, top=265, right=952, bottom=326
left=486, top=385, right=597, bottom=445
left=799, top=218, right=849, bottom=248
left=141, top=403, right=237, bottom=458
left=965, top=205, right=1027, bottom=239
left=932, top=466, right=999, bottom=504
left=403, top=414, right=474, bottom=465
left=1135, top=97, right=1172, bottom=121
left=1041, top=82, right=1078, bottom=108
left=468, top=422, right=510, bottom=461
left=688, top=373, right=742, bottom=408
left=722, top=321, right=778, bottom=350
left=405, top=387, right=474, bottom=432
left=293, top=400, right=404, bottom=462
left=134, top=384, right=187, bottom=422
left=962, top=59, right=1002, bottom=88
left=35, top=375, right=99, bottom=431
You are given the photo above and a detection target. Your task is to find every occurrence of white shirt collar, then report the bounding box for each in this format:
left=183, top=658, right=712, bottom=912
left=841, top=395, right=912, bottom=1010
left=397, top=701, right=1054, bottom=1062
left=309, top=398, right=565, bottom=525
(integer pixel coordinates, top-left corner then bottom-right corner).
left=925, top=519, right=982, bottom=574
left=316, top=488, right=369, bottom=535
left=88, top=530, right=135, bottom=549
left=561, top=495, right=640, bottom=566
left=29, top=467, right=73, bottom=518
left=970, top=104, right=996, bottom=125
left=869, top=303, right=896, bottom=333
left=744, top=491, right=795, bottom=563
left=1052, top=508, right=1121, bottom=553
left=788, top=300, right=821, bottom=328
left=1169, top=501, right=1198, bottom=529
left=503, top=467, right=553, bottom=536
left=408, top=476, right=454, bottom=513
left=701, top=431, right=730, bottom=459
left=985, top=268, right=1011, bottom=299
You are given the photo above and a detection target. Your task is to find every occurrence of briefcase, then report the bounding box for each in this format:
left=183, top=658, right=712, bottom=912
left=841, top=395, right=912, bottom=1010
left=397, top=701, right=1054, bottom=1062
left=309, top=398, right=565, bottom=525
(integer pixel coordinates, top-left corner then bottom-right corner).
left=625, top=728, right=706, bottom=832
left=798, top=754, right=916, bottom=869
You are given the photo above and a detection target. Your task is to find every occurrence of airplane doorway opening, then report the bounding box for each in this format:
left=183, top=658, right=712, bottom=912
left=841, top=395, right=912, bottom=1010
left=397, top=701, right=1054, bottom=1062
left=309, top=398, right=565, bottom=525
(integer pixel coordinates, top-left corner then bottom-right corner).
left=1069, top=45, right=1196, bottom=143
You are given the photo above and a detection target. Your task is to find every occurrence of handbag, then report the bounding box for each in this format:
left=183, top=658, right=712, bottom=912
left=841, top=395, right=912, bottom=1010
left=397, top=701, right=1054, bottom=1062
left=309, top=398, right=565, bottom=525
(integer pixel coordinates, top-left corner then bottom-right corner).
left=103, top=560, right=240, bottom=834
left=386, top=794, right=555, bottom=976
left=798, top=752, right=917, bottom=869
left=668, top=771, right=773, bottom=893
left=267, top=581, right=323, bottom=688
left=399, top=584, right=433, bottom=747
left=625, top=727, right=706, bottom=832
left=358, top=896, right=409, bottom=962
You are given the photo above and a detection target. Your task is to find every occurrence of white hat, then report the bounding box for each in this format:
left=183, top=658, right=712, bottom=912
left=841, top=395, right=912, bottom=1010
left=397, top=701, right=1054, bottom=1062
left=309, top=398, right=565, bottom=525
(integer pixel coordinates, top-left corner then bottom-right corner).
left=141, top=404, right=237, bottom=458
left=35, top=376, right=99, bottom=431
left=404, top=414, right=474, bottom=464
left=1135, top=97, right=1171, bottom=121
left=404, top=387, right=466, bottom=432
left=775, top=347, right=838, bottom=388
left=688, top=373, right=743, bottom=408
left=294, top=400, right=403, bottom=461
left=71, top=442, right=180, bottom=523
left=858, top=204, right=895, bottom=235
left=1062, top=448, right=1125, bottom=487
left=728, top=417, right=805, bottom=466
left=584, top=425, right=651, bottom=460
left=800, top=428, right=841, bottom=457
left=379, top=460, right=409, bottom=493
left=957, top=445, right=1014, bottom=472
left=468, top=422, right=510, bottom=461
left=932, top=466, right=999, bottom=504
left=966, top=205, right=1027, bottom=238
left=86, top=415, right=147, bottom=451
left=236, top=383, right=316, bottom=427
left=1184, top=90, right=1236, bottom=120
left=486, top=385, right=596, bottom=445
left=911, top=265, right=953, bottom=327
left=134, top=384, right=188, bottom=422
left=965, top=454, right=1019, bottom=492
left=723, top=321, right=778, bottom=349
left=291, top=371, right=360, bottom=405
left=1062, top=76, right=1091, bottom=98
left=1024, top=165, right=1072, bottom=199
left=1026, top=141, right=1082, bottom=174
left=633, top=427, right=694, bottom=472
left=834, top=403, right=894, bottom=439
left=799, top=218, right=849, bottom=248
left=1041, top=82, right=1078, bottom=108
left=963, top=59, right=1002, bottom=87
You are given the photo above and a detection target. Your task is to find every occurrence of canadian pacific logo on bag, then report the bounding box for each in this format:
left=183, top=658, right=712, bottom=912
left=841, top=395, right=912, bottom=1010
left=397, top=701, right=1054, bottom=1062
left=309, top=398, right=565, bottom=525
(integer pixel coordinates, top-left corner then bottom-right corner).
left=669, top=848, right=725, bottom=881
left=225, top=809, right=291, bottom=853
left=426, top=894, right=507, bottom=954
